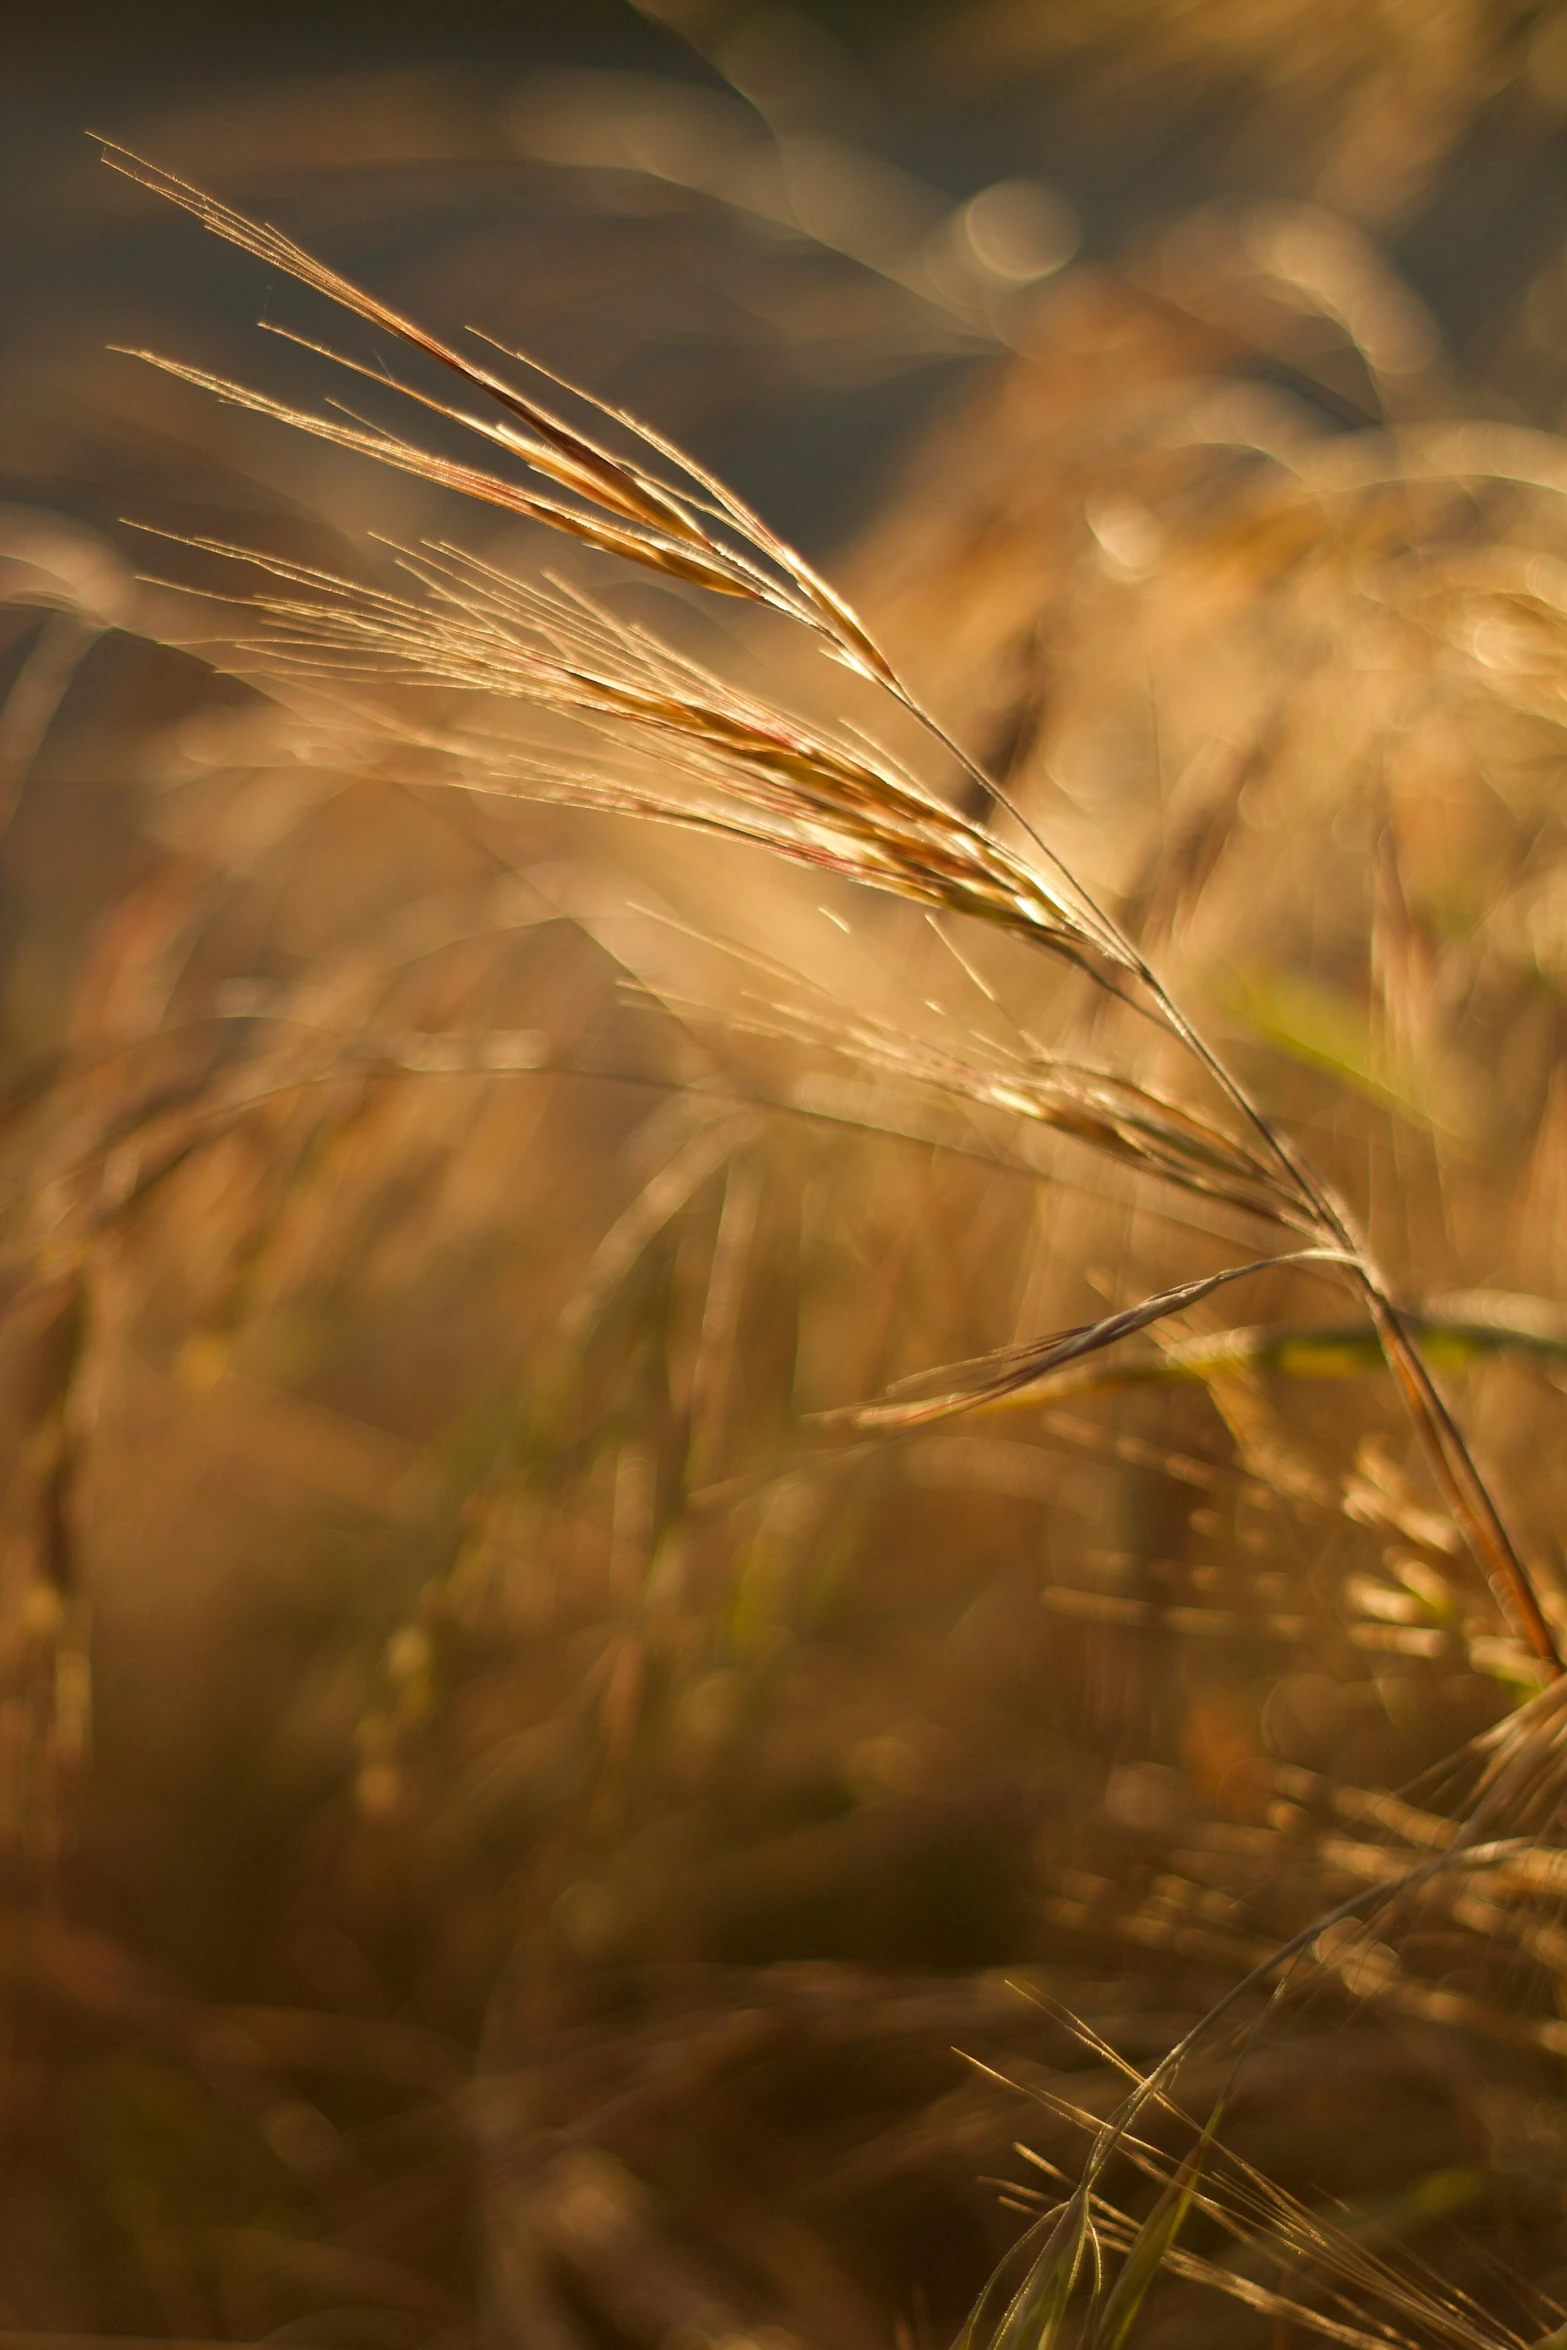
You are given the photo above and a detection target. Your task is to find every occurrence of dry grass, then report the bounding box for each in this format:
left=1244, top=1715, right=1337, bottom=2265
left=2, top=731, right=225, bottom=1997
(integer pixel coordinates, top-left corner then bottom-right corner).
left=10, top=45, right=1567, bottom=2350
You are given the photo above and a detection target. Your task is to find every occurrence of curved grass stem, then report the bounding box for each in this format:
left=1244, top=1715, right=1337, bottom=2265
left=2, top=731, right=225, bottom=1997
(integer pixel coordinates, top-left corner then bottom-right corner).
left=111, top=144, right=1563, bottom=1679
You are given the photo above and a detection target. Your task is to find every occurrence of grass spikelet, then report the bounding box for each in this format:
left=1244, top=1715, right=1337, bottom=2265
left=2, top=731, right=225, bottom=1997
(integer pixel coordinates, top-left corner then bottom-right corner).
left=830, top=1249, right=1351, bottom=1430
left=98, top=143, right=901, bottom=678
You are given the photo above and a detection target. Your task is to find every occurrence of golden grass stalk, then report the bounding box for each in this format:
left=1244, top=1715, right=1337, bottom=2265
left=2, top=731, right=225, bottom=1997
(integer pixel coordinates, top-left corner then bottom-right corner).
left=100, top=143, right=1563, bottom=1677
left=974, top=1807, right=1565, bottom=2350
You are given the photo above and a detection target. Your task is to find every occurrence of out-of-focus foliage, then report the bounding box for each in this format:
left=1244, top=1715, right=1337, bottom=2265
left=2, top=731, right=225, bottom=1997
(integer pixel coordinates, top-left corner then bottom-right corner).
left=10, top=8, right=1567, bottom=2347
left=921, top=0, right=1567, bottom=221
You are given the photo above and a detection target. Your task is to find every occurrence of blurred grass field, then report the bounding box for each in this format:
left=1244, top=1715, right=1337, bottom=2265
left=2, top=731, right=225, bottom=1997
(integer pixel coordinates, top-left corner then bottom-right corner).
left=13, top=5, right=1567, bottom=2344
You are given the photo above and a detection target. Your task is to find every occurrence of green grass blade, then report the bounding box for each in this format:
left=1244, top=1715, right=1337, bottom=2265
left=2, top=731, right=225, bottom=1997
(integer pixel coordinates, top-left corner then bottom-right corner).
left=970, top=2191, right=1091, bottom=2350
left=1082, top=2101, right=1222, bottom=2350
